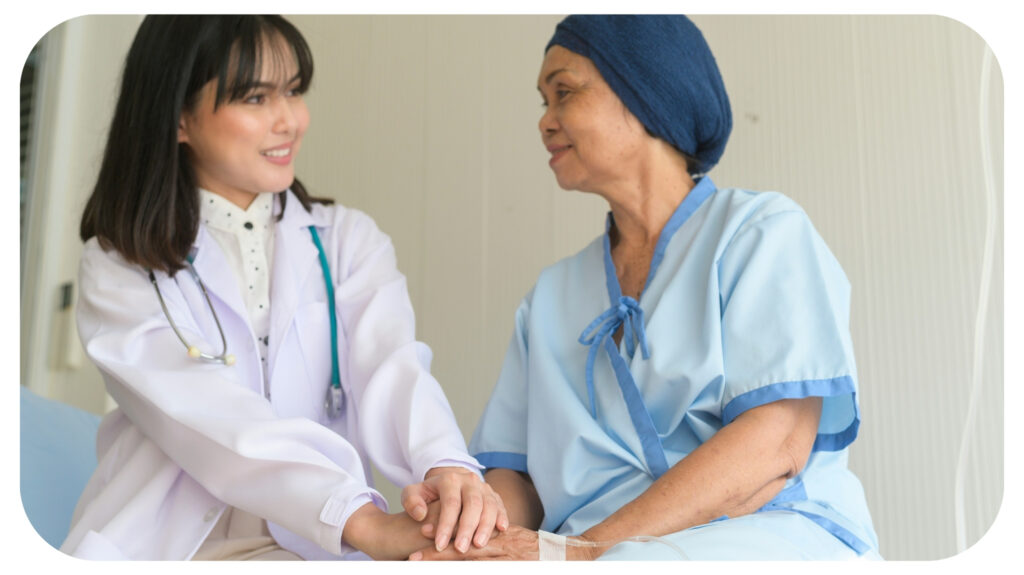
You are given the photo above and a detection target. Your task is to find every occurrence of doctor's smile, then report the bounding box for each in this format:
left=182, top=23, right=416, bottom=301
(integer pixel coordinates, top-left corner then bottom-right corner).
left=261, top=144, right=295, bottom=163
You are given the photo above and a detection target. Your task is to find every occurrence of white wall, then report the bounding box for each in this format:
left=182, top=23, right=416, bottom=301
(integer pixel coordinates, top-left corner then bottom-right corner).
left=696, top=16, right=1004, bottom=560
left=20, top=14, right=1002, bottom=560
left=21, top=15, right=142, bottom=414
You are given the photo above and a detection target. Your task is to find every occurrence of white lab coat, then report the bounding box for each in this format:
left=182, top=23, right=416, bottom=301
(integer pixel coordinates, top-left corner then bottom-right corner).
left=60, top=190, right=481, bottom=560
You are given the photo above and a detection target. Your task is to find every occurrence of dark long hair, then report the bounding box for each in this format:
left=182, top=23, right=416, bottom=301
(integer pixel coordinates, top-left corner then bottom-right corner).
left=80, top=15, right=331, bottom=274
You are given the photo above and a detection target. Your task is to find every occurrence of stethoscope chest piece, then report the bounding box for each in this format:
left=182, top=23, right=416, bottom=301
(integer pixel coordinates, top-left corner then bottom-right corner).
left=325, top=385, right=345, bottom=418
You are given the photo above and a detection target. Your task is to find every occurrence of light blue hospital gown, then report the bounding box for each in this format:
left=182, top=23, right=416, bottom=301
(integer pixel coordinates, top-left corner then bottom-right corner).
left=469, top=177, right=880, bottom=560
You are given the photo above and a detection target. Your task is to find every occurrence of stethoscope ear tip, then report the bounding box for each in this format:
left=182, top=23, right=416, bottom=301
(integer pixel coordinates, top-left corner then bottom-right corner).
left=224, top=354, right=236, bottom=366
left=187, top=346, right=201, bottom=359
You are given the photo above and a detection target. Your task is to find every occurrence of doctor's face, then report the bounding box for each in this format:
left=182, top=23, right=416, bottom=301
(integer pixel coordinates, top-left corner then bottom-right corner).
left=537, top=46, right=650, bottom=196
left=178, top=35, right=309, bottom=210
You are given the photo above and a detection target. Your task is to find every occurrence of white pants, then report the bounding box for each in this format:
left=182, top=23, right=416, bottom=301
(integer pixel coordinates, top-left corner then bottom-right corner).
left=192, top=507, right=302, bottom=561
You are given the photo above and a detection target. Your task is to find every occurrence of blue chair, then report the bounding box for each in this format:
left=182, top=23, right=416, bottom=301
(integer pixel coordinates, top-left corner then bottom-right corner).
left=20, top=386, right=101, bottom=550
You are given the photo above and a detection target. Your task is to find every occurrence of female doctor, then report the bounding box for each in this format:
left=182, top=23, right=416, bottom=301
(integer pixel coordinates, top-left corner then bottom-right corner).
left=61, top=15, right=506, bottom=561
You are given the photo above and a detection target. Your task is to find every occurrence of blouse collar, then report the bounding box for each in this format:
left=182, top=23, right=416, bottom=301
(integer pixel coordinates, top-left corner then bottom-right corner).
left=199, top=188, right=276, bottom=233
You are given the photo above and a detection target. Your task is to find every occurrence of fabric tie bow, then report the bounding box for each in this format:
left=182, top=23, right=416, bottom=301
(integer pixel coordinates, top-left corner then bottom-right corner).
left=578, top=296, right=651, bottom=417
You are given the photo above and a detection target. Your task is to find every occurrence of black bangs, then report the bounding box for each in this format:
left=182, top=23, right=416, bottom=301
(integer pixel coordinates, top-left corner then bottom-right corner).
left=212, top=16, right=314, bottom=107
left=82, top=15, right=328, bottom=275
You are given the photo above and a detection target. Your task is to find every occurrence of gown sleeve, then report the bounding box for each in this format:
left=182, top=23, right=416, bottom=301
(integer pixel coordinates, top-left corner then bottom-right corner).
left=716, top=207, right=860, bottom=451
left=75, top=239, right=380, bottom=557
left=328, top=209, right=482, bottom=485
left=467, top=295, right=532, bottom=473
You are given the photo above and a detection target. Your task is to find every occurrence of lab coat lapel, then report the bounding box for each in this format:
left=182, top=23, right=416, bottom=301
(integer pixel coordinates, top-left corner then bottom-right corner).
left=267, top=191, right=322, bottom=369
left=189, top=227, right=249, bottom=323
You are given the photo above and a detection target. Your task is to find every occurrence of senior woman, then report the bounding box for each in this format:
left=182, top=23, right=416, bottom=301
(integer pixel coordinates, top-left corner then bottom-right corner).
left=413, top=15, right=880, bottom=560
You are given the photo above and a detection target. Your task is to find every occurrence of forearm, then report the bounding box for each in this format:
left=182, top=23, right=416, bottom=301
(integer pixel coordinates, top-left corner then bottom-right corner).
left=580, top=398, right=822, bottom=552
left=342, top=502, right=434, bottom=560
left=484, top=469, right=544, bottom=529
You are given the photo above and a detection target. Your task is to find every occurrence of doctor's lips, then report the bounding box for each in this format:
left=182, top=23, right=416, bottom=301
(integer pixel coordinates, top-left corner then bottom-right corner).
left=261, top=143, right=295, bottom=164
left=547, top=143, right=571, bottom=165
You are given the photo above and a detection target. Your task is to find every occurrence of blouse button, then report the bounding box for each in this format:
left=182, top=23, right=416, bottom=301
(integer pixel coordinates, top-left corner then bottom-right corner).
left=244, top=222, right=254, bottom=230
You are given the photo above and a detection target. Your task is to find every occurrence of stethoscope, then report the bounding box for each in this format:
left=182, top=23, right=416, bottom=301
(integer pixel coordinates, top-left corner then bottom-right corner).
left=148, top=226, right=345, bottom=418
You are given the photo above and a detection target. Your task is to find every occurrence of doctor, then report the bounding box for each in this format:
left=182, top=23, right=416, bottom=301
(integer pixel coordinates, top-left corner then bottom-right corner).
left=62, top=15, right=506, bottom=561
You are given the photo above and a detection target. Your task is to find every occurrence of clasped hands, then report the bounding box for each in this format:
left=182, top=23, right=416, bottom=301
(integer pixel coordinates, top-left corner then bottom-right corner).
left=401, top=466, right=508, bottom=555
left=403, top=468, right=602, bottom=561
left=344, top=466, right=600, bottom=560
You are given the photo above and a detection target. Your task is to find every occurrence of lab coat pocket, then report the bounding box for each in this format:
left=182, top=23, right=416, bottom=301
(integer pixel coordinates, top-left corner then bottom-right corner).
left=293, top=302, right=349, bottom=422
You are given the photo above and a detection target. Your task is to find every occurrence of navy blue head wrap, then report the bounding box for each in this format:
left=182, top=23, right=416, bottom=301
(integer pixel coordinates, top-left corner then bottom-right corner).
left=546, top=15, right=732, bottom=174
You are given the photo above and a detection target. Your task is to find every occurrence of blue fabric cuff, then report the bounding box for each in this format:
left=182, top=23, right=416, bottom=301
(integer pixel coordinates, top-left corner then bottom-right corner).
left=721, top=375, right=859, bottom=451
left=473, top=451, right=528, bottom=473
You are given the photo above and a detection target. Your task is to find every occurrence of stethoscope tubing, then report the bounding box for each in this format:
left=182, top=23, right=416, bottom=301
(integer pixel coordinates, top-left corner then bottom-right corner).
left=148, top=225, right=344, bottom=416
left=148, top=265, right=232, bottom=364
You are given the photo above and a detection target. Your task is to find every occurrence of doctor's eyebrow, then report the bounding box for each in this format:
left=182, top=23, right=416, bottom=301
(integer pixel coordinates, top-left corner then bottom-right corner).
left=247, top=73, right=304, bottom=91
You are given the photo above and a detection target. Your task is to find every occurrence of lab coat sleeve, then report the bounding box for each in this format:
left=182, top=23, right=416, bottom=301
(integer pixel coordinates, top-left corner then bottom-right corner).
left=328, top=209, right=482, bottom=486
left=467, top=296, right=532, bottom=473
left=75, top=239, right=383, bottom=557
left=716, top=208, right=860, bottom=451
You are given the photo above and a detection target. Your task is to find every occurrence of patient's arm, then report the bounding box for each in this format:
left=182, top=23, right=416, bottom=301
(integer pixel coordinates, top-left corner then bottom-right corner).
left=483, top=469, right=544, bottom=530
left=410, top=397, right=822, bottom=561
left=573, top=396, right=823, bottom=558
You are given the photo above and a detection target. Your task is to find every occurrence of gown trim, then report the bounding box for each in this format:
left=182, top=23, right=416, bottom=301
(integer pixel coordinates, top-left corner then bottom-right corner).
left=577, top=177, right=717, bottom=479
left=721, top=375, right=860, bottom=452
left=473, top=451, right=528, bottom=473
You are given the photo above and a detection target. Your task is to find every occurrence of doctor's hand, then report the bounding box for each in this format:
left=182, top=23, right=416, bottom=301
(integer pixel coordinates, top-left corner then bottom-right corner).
left=402, top=466, right=509, bottom=553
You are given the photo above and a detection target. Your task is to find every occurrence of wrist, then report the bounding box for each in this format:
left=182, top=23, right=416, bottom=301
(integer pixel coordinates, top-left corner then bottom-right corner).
left=425, top=465, right=473, bottom=480
left=567, top=533, right=610, bottom=561
left=341, top=502, right=387, bottom=556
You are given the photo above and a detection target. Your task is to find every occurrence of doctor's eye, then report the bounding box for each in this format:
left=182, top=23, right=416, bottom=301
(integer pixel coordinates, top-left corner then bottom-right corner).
left=243, top=92, right=267, bottom=105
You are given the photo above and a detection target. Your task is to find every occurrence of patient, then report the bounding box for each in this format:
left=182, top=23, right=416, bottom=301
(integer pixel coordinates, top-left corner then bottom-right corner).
left=412, top=15, right=880, bottom=560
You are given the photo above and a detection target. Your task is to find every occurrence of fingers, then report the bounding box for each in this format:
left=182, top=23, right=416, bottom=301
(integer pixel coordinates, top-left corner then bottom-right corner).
left=400, top=484, right=430, bottom=522
left=419, top=501, right=441, bottom=538
left=433, top=476, right=463, bottom=551
left=409, top=542, right=491, bottom=561
left=409, top=540, right=474, bottom=561
left=409, top=528, right=532, bottom=561
left=419, top=468, right=510, bottom=552
left=472, top=484, right=508, bottom=547
left=472, top=493, right=498, bottom=548
left=495, top=492, right=510, bottom=533
left=454, top=487, right=484, bottom=553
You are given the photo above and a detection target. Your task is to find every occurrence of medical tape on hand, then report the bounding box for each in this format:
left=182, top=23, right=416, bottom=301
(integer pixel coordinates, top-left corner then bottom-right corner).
left=537, top=530, right=567, bottom=560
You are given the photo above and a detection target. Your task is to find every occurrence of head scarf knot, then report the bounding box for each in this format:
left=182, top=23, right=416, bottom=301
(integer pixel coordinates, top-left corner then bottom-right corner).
left=546, top=15, right=732, bottom=174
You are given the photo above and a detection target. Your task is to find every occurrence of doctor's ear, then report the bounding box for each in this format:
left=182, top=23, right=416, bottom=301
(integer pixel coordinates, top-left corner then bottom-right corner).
left=178, top=117, right=189, bottom=144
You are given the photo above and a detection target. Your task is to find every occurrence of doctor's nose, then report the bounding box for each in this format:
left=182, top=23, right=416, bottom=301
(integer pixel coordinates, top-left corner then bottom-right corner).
left=272, top=97, right=304, bottom=135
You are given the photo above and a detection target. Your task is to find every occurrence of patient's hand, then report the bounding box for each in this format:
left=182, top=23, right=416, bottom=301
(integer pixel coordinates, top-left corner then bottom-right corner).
left=402, top=466, right=509, bottom=553
left=408, top=525, right=539, bottom=561
left=408, top=526, right=609, bottom=561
